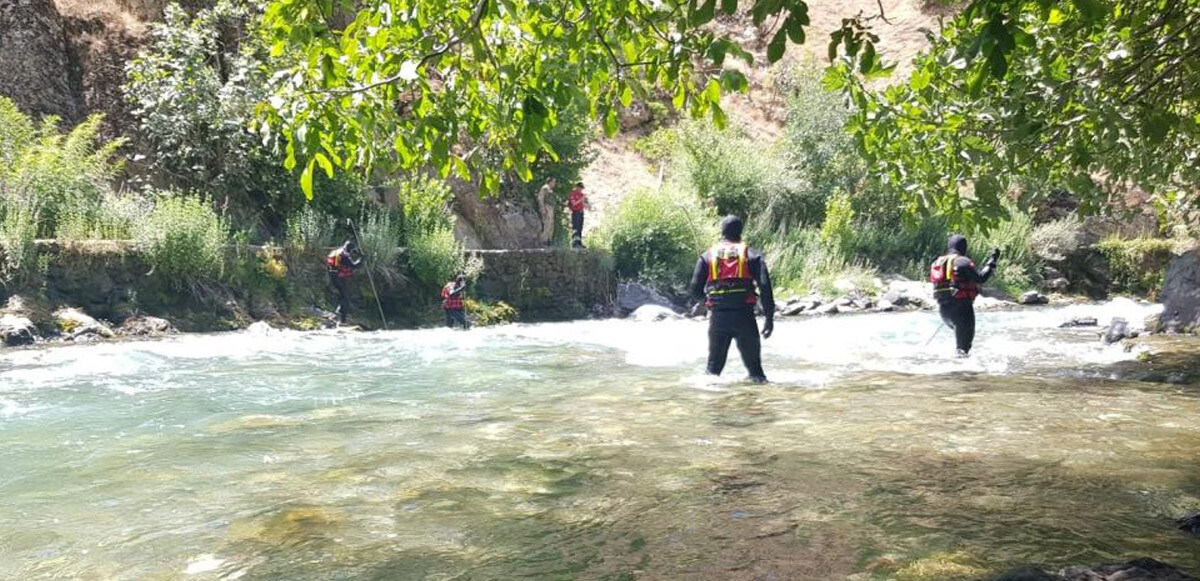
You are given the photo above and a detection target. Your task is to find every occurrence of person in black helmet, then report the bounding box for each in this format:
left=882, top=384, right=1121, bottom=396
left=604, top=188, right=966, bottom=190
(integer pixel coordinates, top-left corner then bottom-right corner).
left=930, top=234, right=1000, bottom=356
left=690, top=215, right=775, bottom=383
left=325, top=239, right=363, bottom=324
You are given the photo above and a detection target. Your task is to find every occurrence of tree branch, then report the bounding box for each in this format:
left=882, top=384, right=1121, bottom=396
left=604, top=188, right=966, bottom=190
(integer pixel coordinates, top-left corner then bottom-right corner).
left=310, top=0, right=490, bottom=96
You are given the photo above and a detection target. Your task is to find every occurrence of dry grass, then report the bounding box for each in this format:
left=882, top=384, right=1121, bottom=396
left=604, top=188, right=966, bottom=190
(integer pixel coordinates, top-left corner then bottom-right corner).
left=55, top=0, right=147, bottom=35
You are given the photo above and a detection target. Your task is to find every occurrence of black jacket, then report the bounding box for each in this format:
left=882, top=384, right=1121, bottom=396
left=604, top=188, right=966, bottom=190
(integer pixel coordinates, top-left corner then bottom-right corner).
left=690, top=242, right=775, bottom=318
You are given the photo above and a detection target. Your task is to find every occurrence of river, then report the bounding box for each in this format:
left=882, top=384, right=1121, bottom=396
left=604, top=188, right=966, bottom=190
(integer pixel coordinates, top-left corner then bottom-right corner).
left=2, top=299, right=1199, bottom=580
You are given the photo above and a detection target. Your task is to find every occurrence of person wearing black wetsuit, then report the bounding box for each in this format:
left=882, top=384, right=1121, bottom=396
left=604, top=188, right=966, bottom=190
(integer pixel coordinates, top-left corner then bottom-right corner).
left=932, top=234, right=1000, bottom=356
left=690, top=215, right=775, bottom=383
left=326, top=239, right=363, bottom=324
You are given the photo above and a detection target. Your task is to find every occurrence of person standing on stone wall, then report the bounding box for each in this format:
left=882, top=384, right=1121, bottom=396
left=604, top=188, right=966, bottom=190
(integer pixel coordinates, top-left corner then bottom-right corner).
left=568, top=182, right=590, bottom=248
left=537, top=178, right=557, bottom=246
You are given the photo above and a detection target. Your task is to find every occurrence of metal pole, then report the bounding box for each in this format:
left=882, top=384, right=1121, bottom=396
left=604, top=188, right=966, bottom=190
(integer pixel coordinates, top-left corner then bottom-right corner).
left=347, top=219, right=389, bottom=330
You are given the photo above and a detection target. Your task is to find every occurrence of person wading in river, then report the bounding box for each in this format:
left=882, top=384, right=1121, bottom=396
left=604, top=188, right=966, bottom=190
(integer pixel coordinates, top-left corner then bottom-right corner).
left=326, top=239, right=363, bottom=325
left=930, top=234, right=1000, bottom=357
left=690, top=215, right=775, bottom=383
left=441, top=274, right=470, bottom=329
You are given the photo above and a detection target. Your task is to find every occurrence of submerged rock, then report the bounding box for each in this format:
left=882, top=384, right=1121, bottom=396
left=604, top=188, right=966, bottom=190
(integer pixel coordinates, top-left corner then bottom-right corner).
left=629, top=304, right=680, bottom=322
left=1178, top=512, right=1200, bottom=534
left=54, top=308, right=115, bottom=340
left=1103, top=317, right=1133, bottom=345
left=0, top=314, right=38, bottom=346
left=988, top=559, right=1196, bottom=581
left=1060, top=316, right=1099, bottom=328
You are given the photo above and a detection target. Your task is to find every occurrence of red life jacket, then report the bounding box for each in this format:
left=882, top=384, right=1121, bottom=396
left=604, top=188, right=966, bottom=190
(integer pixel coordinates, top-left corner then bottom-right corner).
left=441, top=283, right=464, bottom=310
left=705, top=242, right=756, bottom=307
left=930, top=254, right=979, bottom=300
left=568, top=189, right=586, bottom=212
left=326, top=249, right=354, bottom=279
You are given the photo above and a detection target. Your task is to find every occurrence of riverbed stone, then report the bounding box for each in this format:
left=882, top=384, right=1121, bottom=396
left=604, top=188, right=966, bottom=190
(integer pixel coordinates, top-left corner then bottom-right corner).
left=779, top=301, right=807, bottom=317
left=616, top=281, right=674, bottom=314
left=1019, top=291, right=1050, bottom=305
left=1060, top=316, right=1098, bottom=328
left=873, top=299, right=895, bottom=312
left=629, top=304, right=680, bottom=322
left=54, top=307, right=115, bottom=340
left=1045, top=277, right=1071, bottom=292
left=0, top=314, right=38, bottom=346
left=816, top=302, right=840, bottom=315
left=1177, top=512, right=1200, bottom=534
left=1102, top=317, right=1132, bottom=345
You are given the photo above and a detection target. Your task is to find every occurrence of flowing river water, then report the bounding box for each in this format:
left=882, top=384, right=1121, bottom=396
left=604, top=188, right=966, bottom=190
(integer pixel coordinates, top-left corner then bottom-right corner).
left=2, top=300, right=1199, bottom=580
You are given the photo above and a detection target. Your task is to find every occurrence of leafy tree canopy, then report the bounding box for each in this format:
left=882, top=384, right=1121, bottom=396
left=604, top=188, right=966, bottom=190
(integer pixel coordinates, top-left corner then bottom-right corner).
left=828, top=0, right=1200, bottom=229
left=257, top=0, right=859, bottom=198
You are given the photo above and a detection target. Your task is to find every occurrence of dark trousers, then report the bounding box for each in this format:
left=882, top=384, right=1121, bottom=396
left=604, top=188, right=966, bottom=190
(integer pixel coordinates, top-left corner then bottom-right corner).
left=571, top=211, right=584, bottom=246
left=939, top=298, right=976, bottom=354
left=706, top=307, right=766, bottom=381
left=445, top=308, right=469, bottom=329
left=329, top=273, right=351, bottom=323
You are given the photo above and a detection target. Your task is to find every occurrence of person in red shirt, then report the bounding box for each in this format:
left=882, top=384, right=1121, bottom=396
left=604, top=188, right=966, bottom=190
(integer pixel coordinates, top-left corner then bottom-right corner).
left=567, top=182, right=589, bottom=248
left=441, top=274, right=469, bottom=329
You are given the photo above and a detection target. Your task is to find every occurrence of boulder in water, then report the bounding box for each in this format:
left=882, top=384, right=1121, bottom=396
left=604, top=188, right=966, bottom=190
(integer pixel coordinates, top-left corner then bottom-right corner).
left=1102, top=317, right=1132, bottom=345
left=1060, top=316, right=1098, bottom=328
left=1178, top=512, right=1200, bottom=534
left=816, top=302, right=840, bottom=315
left=0, top=314, right=38, bottom=346
left=630, top=304, right=681, bottom=322
left=873, top=299, right=895, bottom=312
left=1044, top=277, right=1071, bottom=292
left=1156, top=250, right=1200, bottom=333
left=54, top=308, right=115, bottom=340
left=779, top=301, right=807, bottom=317
left=118, top=315, right=175, bottom=337
left=1019, top=291, right=1050, bottom=305
left=617, top=281, right=674, bottom=314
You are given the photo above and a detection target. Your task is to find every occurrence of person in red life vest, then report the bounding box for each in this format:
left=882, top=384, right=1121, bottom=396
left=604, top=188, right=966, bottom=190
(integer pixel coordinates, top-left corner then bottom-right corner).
left=567, top=182, right=589, bottom=248
left=689, top=215, right=775, bottom=383
left=326, top=239, right=363, bottom=324
left=930, top=234, right=1000, bottom=357
left=441, top=274, right=470, bottom=329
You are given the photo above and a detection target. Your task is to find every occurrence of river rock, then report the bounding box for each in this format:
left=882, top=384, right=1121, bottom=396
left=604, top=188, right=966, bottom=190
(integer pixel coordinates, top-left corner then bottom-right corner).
left=54, top=308, right=115, bottom=340
left=816, top=302, right=840, bottom=315
left=118, top=315, right=175, bottom=337
left=779, top=301, right=807, bottom=317
left=873, top=299, right=895, bottom=312
left=1060, top=316, right=1098, bottom=328
left=630, top=304, right=681, bottom=322
left=1102, top=317, right=1132, bottom=345
left=974, top=296, right=1009, bottom=311
left=1177, top=512, right=1200, bottom=534
left=1019, top=291, right=1050, bottom=305
left=0, top=314, right=38, bottom=346
left=1156, top=250, right=1200, bottom=333
left=1045, top=277, right=1071, bottom=292
left=616, top=281, right=674, bottom=314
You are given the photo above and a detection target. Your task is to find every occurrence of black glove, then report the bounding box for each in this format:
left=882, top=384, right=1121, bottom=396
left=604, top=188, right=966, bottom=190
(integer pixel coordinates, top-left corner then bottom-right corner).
left=990, top=247, right=1001, bottom=262
left=761, top=318, right=774, bottom=339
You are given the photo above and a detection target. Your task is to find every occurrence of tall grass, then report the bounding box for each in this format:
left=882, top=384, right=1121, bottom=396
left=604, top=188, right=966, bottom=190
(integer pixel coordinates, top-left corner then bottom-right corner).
left=593, top=186, right=717, bottom=286
left=134, top=194, right=230, bottom=289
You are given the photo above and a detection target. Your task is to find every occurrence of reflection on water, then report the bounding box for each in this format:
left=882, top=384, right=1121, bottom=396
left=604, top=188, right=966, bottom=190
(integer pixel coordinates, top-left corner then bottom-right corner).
left=2, top=300, right=1200, bottom=580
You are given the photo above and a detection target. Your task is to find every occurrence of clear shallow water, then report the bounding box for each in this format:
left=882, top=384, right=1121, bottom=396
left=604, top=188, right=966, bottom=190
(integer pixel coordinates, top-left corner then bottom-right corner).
left=2, top=300, right=1200, bottom=580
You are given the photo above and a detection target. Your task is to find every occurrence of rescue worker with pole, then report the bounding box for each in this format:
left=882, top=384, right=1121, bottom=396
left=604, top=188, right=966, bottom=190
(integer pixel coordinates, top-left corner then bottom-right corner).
left=326, top=239, right=363, bottom=325
left=442, top=274, right=470, bottom=329
left=930, top=234, right=1000, bottom=356
left=690, top=215, right=775, bottom=383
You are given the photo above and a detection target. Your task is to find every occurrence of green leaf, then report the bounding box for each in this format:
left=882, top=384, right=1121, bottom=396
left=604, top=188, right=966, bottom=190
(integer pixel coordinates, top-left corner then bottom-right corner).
left=767, top=26, right=787, bottom=63
left=859, top=41, right=876, bottom=74
left=987, top=48, right=1007, bottom=78
left=720, top=0, right=737, bottom=15
left=313, top=152, right=333, bottom=178
left=967, top=63, right=987, bottom=98
left=620, top=85, right=633, bottom=107
left=692, top=0, right=716, bottom=26
left=300, top=158, right=315, bottom=200
left=910, top=66, right=932, bottom=91
left=786, top=14, right=805, bottom=44
left=720, top=69, right=749, bottom=93
left=703, top=78, right=721, bottom=103
left=603, top=109, right=620, bottom=137
left=1071, top=0, right=1106, bottom=21
left=828, top=30, right=843, bottom=61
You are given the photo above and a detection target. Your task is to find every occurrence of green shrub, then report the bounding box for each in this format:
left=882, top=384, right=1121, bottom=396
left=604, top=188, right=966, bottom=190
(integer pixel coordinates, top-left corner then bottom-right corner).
left=134, top=194, right=229, bottom=288
left=57, top=192, right=148, bottom=241
left=761, top=228, right=878, bottom=296
left=353, top=208, right=404, bottom=286
left=594, top=187, right=717, bottom=285
left=0, top=202, right=40, bottom=287
left=968, top=208, right=1039, bottom=296
left=0, top=98, right=124, bottom=239
left=1097, top=236, right=1175, bottom=297
left=396, top=176, right=455, bottom=238
left=285, top=204, right=335, bottom=254
left=463, top=298, right=518, bottom=326
left=406, top=225, right=482, bottom=290
left=818, top=191, right=855, bottom=255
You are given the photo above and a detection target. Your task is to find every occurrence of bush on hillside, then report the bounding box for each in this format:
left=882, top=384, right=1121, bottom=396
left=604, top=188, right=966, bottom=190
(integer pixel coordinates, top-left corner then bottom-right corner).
left=285, top=204, right=336, bottom=254
left=1097, top=236, right=1175, bottom=297
left=595, top=187, right=717, bottom=286
left=353, top=208, right=404, bottom=286
left=134, top=194, right=230, bottom=288
left=406, top=225, right=482, bottom=291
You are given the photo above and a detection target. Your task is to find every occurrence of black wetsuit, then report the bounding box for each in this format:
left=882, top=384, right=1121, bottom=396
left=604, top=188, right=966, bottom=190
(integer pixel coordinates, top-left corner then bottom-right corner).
left=690, top=244, right=775, bottom=381
left=328, top=249, right=362, bottom=323
left=935, top=239, right=996, bottom=355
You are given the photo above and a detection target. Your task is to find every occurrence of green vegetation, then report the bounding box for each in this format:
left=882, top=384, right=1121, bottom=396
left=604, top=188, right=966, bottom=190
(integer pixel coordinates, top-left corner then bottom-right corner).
left=134, top=195, right=231, bottom=289
left=593, top=187, right=716, bottom=287
left=1097, top=237, right=1176, bottom=297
